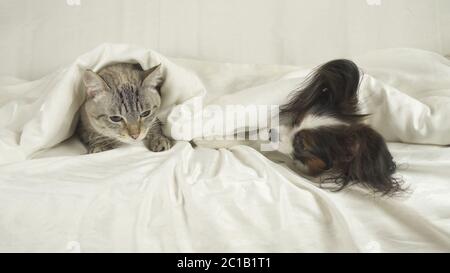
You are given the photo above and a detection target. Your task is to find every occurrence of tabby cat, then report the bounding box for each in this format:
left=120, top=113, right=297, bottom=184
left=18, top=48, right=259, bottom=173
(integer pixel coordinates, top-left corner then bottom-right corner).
left=77, top=63, right=172, bottom=153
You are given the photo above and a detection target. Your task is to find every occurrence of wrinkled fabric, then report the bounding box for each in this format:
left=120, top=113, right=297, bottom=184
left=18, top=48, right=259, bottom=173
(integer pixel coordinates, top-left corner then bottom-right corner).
left=0, top=44, right=449, bottom=252
left=0, top=44, right=206, bottom=164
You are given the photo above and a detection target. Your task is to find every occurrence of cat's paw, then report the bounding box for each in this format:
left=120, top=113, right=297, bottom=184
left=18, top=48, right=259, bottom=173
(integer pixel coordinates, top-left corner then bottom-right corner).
left=147, top=135, right=173, bottom=152
left=88, top=146, right=109, bottom=154
left=87, top=144, right=116, bottom=154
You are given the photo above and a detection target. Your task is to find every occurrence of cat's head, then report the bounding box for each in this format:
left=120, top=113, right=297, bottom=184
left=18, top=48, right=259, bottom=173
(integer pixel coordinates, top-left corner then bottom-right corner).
left=82, top=63, right=164, bottom=144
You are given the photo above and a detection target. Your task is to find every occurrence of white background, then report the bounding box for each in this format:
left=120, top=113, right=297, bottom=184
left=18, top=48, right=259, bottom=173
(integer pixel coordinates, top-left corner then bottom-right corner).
left=0, top=0, right=449, bottom=79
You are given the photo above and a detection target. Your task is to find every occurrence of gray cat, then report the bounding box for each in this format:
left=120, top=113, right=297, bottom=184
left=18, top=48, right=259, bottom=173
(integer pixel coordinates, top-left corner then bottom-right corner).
left=77, top=63, right=173, bottom=153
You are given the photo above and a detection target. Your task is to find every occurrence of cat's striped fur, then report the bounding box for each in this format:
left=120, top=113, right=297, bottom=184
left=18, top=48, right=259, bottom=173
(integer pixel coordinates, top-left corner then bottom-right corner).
left=77, top=63, right=172, bottom=153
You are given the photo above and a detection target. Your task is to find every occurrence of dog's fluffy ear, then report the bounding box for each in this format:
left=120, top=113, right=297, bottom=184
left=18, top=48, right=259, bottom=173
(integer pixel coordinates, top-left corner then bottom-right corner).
left=280, top=59, right=366, bottom=125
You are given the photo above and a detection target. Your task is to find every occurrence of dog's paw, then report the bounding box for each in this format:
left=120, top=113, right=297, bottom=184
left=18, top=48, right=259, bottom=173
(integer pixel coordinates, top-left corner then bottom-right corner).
left=147, top=135, right=173, bottom=152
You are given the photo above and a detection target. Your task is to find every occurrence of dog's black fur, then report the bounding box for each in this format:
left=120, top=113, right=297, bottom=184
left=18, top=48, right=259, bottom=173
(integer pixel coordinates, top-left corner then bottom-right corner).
left=281, top=59, right=367, bottom=125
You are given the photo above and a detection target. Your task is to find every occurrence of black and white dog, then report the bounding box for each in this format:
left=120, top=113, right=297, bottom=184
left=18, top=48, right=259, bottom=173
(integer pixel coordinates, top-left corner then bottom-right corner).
left=277, top=59, right=402, bottom=195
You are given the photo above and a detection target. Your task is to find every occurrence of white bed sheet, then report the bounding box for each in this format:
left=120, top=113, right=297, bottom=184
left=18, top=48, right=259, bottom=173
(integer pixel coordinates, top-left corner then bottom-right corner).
left=1, top=140, right=449, bottom=252
left=0, top=44, right=449, bottom=252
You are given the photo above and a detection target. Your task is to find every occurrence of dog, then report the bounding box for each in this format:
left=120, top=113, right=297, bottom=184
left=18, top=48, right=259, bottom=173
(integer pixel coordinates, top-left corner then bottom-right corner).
left=193, top=59, right=403, bottom=195
left=277, top=59, right=402, bottom=195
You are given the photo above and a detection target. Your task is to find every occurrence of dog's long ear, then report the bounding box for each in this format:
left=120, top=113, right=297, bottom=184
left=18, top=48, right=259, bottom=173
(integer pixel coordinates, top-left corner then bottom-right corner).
left=329, top=125, right=403, bottom=196
left=280, top=59, right=365, bottom=125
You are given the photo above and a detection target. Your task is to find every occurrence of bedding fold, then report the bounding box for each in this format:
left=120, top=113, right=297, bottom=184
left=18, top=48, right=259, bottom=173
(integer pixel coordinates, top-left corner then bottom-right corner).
left=0, top=44, right=449, bottom=252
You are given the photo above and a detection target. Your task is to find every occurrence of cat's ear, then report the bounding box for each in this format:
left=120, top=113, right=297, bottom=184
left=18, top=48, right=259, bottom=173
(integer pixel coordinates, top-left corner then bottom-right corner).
left=142, top=64, right=164, bottom=94
left=83, top=70, right=109, bottom=98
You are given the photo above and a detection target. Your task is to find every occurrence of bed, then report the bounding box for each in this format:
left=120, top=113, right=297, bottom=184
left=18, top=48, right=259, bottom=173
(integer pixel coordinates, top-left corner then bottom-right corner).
left=0, top=44, right=449, bottom=252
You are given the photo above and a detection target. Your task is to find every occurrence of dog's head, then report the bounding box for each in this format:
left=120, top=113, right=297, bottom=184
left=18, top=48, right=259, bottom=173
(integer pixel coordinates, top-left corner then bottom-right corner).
left=290, top=123, right=402, bottom=195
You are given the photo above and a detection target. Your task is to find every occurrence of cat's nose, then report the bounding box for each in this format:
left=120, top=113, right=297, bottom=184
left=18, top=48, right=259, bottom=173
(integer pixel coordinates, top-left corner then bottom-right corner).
left=128, top=125, right=140, bottom=140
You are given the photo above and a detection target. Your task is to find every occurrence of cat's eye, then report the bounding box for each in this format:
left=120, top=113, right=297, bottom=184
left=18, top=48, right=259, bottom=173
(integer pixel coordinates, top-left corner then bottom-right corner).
left=109, top=116, right=123, bottom=122
left=140, top=110, right=151, bottom=118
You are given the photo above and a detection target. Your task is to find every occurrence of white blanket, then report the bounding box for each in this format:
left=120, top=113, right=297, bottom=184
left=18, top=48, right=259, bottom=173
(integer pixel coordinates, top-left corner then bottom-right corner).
left=0, top=44, right=449, bottom=252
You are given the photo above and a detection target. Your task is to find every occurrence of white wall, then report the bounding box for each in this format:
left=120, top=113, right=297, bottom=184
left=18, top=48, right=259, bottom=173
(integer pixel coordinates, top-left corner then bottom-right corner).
left=0, top=0, right=449, bottom=79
